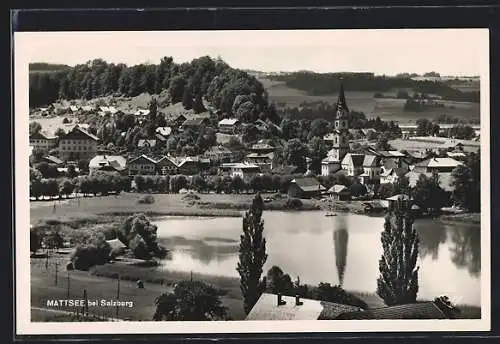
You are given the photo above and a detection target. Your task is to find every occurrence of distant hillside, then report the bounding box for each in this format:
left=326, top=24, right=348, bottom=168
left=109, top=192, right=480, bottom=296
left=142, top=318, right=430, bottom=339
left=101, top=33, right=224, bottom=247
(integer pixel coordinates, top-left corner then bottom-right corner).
left=29, top=63, right=71, bottom=73
left=28, top=57, right=281, bottom=124
left=269, top=71, right=479, bottom=103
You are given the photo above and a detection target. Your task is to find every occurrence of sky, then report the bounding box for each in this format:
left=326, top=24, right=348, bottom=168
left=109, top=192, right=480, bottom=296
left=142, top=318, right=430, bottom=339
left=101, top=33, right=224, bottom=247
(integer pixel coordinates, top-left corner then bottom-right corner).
left=17, top=29, right=488, bottom=76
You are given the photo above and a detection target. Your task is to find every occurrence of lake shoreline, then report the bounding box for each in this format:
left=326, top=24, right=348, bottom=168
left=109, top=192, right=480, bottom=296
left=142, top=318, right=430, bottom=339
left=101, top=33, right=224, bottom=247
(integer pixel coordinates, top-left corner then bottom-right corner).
left=30, top=192, right=480, bottom=225
left=31, top=256, right=481, bottom=321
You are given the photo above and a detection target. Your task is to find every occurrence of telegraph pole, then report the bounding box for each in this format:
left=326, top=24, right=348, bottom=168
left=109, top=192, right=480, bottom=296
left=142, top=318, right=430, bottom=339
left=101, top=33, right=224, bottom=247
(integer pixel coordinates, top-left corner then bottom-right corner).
left=66, top=270, right=70, bottom=299
left=54, top=261, right=58, bottom=285
left=116, top=275, right=120, bottom=319
left=82, top=289, right=88, bottom=317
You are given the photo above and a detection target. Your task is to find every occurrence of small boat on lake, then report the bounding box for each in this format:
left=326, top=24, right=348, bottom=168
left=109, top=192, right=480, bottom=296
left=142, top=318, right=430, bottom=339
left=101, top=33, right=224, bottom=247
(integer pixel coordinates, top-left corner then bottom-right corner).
left=325, top=212, right=337, bottom=217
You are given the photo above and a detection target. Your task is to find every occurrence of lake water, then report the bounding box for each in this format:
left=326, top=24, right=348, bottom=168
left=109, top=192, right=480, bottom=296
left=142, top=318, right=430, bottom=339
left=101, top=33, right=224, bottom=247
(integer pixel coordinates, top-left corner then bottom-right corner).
left=154, top=211, right=481, bottom=306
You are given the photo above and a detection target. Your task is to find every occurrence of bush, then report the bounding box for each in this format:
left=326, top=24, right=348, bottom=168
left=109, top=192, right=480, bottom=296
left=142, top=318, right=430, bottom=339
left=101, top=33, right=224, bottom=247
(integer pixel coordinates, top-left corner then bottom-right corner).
left=285, top=197, right=303, bottom=210
left=374, top=92, right=384, bottom=98
left=69, top=244, right=111, bottom=271
left=310, top=282, right=368, bottom=309
left=137, top=194, right=155, bottom=204
left=62, top=117, right=71, bottom=124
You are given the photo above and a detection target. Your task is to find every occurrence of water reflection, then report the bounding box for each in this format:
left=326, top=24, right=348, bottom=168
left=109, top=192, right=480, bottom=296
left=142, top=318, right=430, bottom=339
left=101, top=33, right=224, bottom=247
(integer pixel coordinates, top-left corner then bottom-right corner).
left=159, top=235, right=239, bottom=265
left=415, top=223, right=448, bottom=260
left=153, top=212, right=481, bottom=306
left=448, top=226, right=481, bottom=277
left=333, top=217, right=348, bottom=287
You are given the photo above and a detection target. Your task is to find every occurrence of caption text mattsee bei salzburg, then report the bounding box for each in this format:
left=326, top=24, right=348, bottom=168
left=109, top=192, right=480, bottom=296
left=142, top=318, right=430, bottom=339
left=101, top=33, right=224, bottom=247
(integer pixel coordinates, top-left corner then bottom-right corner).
left=46, top=299, right=134, bottom=308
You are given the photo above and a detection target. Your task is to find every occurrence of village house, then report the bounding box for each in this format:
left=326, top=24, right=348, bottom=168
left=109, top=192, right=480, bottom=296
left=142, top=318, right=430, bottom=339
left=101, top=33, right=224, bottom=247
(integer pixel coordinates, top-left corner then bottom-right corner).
left=218, top=118, right=241, bottom=134
left=202, top=145, right=235, bottom=164
left=181, top=117, right=209, bottom=131
left=327, top=184, right=351, bottom=200
left=99, top=106, right=119, bottom=117
left=29, top=131, right=58, bottom=153
left=177, top=157, right=210, bottom=175
left=321, top=155, right=342, bottom=176
left=359, top=155, right=382, bottom=185
left=58, top=125, right=99, bottom=161
left=220, top=163, right=261, bottom=179
left=380, top=167, right=407, bottom=184
left=89, top=154, right=127, bottom=175
left=244, top=152, right=274, bottom=172
left=249, top=142, right=276, bottom=154
left=411, top=157, right=463, bottom=174
left=245, top=293, right=363, bottom=321
left=156, top=156, right=178, bottom=175
left=341, top=153, right=365, bottom=177
left=134, top=109, right=150, bottom=122
left=127, top=154, right=157, bottom=176
left=137, top=139, right=157, bottom=149
left=42, top=155, right=64, bottom=166
left=287, top=177, right=326, bottom=199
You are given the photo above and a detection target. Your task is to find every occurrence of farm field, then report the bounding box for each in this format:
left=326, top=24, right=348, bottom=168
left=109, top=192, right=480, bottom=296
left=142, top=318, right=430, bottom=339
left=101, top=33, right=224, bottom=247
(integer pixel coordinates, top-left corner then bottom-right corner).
left=260, top=78, right=480, bottom=125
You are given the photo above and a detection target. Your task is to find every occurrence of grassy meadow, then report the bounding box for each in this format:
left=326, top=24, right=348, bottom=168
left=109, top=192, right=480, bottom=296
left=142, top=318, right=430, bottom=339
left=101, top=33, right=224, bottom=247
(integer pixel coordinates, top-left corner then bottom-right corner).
left=260, top=78, right=480, bottom=125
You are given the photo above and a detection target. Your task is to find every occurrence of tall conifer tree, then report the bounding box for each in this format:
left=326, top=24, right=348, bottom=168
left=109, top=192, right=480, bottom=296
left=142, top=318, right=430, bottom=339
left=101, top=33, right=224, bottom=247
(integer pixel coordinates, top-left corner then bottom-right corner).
left=377, top=200, right=420, bottom=306
left=236, top=193, right=268, bottom=314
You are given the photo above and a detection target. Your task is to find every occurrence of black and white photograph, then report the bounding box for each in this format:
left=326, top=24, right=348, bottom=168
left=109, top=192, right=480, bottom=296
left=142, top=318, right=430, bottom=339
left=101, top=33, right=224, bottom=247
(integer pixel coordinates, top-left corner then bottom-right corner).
left=14, top=28, right=490, bottom=334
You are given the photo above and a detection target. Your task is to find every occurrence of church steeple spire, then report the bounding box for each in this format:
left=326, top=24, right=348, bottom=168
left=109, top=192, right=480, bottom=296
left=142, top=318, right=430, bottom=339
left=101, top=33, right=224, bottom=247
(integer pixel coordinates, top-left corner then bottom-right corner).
left=336, top=78, right=349, bottom=116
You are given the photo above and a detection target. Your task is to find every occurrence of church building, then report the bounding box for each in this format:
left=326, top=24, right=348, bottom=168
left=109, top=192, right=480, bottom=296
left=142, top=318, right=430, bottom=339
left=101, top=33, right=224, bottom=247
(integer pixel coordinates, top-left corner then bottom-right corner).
left=321, top=82, right=351, bottom=176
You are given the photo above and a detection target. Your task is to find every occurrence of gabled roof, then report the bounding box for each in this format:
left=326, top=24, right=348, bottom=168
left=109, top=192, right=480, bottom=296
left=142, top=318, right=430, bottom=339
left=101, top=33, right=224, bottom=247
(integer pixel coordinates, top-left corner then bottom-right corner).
left=386, top=194, right=412, bottom=201
left=182, top=118, right=208, bottom=126
left=336, top=302, right=448, bottom=320
left=363, top=155, right=380, bottom=167
left=62, top=126, right=99, bottom=141
left=138, top=139, right=157, bottom=148
left=89, top=155, right=127, bottom=170
left=290, top=177, right=327, bottom=192
left=245, top=293, right=363, bottom=321
left=415, top=157, right=462, bottom=169
left=156, top=156, right=178, bottom=167
left=218, top=118, right=240, bottom=126
left=30, top=131, right=56, bottom=140
left=106, top=238, right=127, bottom=252
left=328, top=184, right=349, bottom=194
left=43, top=155, right=64, bottom=165
left=341, top=153, right=365, bottom=168
left=246, top=152, right=274, bottom=159
left=128, top=154, right=157, bottom=165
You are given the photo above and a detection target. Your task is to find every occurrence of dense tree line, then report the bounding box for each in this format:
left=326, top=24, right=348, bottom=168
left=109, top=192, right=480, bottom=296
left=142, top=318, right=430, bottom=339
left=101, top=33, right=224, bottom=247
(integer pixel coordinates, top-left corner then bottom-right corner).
left=451, top=151, right=480, bottom=212
left=132, top=173, right=297, bottom=195
left=269, top=71, right=479, bottom=103
left=29, top=168, right=130, bottom=199
left=279, top=112, right=401, bottom=142
left=29, top=57, right=280, bottom=124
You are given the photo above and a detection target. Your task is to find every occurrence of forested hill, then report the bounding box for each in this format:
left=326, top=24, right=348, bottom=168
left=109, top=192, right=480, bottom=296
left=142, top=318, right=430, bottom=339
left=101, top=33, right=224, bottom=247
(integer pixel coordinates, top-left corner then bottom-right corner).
left=269, top=71, right=480, bottom=103
left=29, top=63, right=71, bottom=73
left=28, top=57, right=280, bottom=124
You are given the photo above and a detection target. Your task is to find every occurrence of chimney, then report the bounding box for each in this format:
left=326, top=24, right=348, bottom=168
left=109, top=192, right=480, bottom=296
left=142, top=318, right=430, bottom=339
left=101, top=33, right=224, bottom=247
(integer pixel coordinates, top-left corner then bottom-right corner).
left=295, top=295, right=303, bottom=306
left=277, top=293, right=286, bottom=306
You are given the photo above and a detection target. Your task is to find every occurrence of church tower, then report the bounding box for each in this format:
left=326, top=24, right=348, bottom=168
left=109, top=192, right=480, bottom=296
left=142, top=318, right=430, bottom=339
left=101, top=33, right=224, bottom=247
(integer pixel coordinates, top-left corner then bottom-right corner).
left=330, top=81, right=350, bottom=162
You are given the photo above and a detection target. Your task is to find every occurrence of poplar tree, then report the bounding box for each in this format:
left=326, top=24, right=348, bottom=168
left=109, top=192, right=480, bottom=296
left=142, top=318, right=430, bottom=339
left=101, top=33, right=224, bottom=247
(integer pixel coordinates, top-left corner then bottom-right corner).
left=236, top=193, right=268, bottom=314
left=376, top=200, right=420, bottom=306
